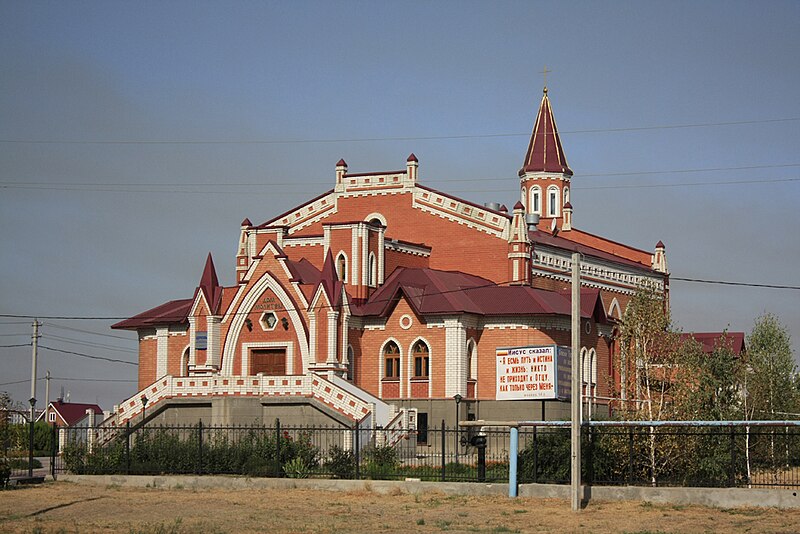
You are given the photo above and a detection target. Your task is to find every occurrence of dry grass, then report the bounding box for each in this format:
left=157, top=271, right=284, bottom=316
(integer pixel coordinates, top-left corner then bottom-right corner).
left=1, top=481, right=799, bottom=533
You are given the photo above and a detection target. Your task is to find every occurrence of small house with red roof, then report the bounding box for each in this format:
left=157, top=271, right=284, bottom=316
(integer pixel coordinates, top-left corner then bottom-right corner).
left=109, top=87, right=683, bottom=436
left=40, top=399, right=104, bottom=428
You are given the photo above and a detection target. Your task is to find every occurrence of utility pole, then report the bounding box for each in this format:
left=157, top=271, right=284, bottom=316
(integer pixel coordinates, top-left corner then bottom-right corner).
left=29, top=319, right=40, bottom=478
left=30, top=320, right=39, bottom=416
left=570, top=253, right=581, bottom=511
left=45, top=370, right=51, bottom=411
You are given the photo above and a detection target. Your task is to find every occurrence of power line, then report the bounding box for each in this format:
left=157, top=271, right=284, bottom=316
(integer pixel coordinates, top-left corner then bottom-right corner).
left=42, top=333, right=137, bottom=354
left=51, top=377, right=136, bottom=383
left=2, top=163, right=798, bottom=190
left=0, top=271, right=798, bottom=324
left=0, top=378, right=35, bottom=387
left=37, top=345, right=137, bottom=366
left=671, top=277, right=800, bottom=290
left=0, top=343, right=32, bottom=348
left=41, top=322, right=142, bottom=341
left=0, top=117, right=797, bottom=145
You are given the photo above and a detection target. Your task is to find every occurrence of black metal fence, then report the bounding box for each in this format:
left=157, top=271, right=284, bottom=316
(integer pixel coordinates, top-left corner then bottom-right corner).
left=6, top=421, right=800, bottom=489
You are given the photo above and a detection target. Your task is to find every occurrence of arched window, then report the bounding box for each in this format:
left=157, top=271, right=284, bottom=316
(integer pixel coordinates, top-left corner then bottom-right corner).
left=384, top=341, right=400, bottom=379
left=521, top=186, right=527, bottom=209
left=589, top=348, right=597, bottom=386
left=336, top=252, right=347, bottom=283
left=412, top=340, right=429, bottom=378
left=467, top=339, right=477, bottom=380
left=581, top=347, right=590, bottom=385
left=529, top=185, right=541, bottom=215
left=547, top=185, right=560, bottom=217
left=563, top=186, right=570, bottom=206
left=181, top=347, right=190, bottom=377
left=368, top=252, right=377, bottom=287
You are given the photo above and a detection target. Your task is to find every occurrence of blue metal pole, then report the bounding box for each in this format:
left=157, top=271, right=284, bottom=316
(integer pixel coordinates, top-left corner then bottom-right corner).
left=509, top=426, right=518, bottom=497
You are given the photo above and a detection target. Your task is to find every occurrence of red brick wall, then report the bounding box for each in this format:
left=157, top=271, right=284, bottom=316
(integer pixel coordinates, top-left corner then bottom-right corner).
left=138, top=337, right=157, bottom=391
left=293, top=192, right=510, bottom=283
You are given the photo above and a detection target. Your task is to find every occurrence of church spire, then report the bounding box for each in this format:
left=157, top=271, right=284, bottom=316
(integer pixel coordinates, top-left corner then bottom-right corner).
left=519, top=87, right=572, bottom=177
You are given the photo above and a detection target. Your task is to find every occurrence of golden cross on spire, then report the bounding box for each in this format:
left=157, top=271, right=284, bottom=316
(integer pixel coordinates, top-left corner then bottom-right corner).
left=541, top=65, right=552, bottom=93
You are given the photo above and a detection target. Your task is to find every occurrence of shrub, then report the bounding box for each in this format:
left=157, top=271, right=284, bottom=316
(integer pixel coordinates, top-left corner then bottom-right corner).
left=325, top=445, right=355, bottom=479
left=361, top=444, right=399, bottom=480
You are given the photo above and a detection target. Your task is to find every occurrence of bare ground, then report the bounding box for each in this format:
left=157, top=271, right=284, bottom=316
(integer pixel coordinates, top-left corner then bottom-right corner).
left=1, top=482, right=799, bottom=533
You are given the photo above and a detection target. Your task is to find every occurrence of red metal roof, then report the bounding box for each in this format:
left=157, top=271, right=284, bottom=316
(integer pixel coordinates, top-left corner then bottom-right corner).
left=530, top=229, right=654, bottom=272
left=681, top=332, right=746, bottom=355
left=49, top=400, right=103, bottom=426
left=197, top=253, right=223, bottom=314
left=520, top=88, right=573, bottom=176
left=353, top=267, right=607, bottom=322
left=111, top=298, right=192, bottom=330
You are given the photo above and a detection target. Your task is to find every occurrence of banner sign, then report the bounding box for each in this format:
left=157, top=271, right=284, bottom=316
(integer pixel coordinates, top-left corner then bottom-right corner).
left=495, top=345, right=571, bottom=401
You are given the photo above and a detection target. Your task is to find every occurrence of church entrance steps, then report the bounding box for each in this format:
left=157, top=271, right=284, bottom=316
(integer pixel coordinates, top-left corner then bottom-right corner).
left=106, top=374, right=417, bottom=437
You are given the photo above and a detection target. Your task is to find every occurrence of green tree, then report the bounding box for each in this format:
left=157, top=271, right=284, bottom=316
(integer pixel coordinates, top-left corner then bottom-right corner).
left=617, top=282, right=686, bottom=485
left=676, top=333, right=744, bottom=421
left=743, top=313, right=797, bottom=482
left=745, top=313, right=797, bottom=421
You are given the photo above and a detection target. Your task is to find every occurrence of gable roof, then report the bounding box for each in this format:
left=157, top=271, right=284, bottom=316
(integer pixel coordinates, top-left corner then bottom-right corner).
left=111, top=298, right=192, bottom=330
left=681, top=332, right=746, bottom=356
left=49, top=400, right=103, bottom=426
left=353, top=267, right=607, bottom=322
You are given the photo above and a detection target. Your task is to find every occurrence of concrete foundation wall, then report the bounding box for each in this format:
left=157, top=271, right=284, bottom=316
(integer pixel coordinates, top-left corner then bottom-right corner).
left=143, top=397, right=351, bottom=428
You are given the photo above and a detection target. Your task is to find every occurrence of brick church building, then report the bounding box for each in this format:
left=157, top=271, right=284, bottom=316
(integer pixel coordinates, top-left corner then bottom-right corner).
left=110, top=87, right=669, bottom=435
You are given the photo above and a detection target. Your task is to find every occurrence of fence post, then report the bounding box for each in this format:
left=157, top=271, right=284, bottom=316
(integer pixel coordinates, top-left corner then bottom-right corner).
left=275, top=418, right=282, bottom=478
left=441, top=419, right=446, bottom=482
left=50, top=422, right=57, bottom=479
left=627, top=427, right=634, bottom=485
left=729, top=426, right=736, bottom=487
left=509, top=426, right=519, bottom=498
left=532, top=426, right=538, bottom=484
left=197, top=421, right=204, bottom=475
left=354, top=423, right=360, bottom=480
left=125, top=421, right=131, bottom=475
left=587, top=425, right=594, bottom=485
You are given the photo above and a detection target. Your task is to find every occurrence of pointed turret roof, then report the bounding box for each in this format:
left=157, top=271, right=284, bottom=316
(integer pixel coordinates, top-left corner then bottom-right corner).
left=198, top=253, right=223, bottom=314
left=520, top=88, right=573, bottom=176
left=318, top=249, right=343, bottom=307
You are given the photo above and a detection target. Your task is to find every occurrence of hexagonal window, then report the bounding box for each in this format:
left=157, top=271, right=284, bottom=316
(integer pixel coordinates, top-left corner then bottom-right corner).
left=259, top=311, right=278, bottom=331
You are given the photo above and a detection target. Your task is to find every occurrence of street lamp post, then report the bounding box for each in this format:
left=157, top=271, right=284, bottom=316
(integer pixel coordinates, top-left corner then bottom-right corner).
left=453, top=394, right=462, bottom=464
left=28, top=397, right=36, bottom=478
left=141, top=395, right=148, bottom=427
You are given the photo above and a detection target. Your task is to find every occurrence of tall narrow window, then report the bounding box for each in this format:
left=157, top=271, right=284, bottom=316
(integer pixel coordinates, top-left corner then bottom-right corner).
left=563, top=186, right=570, bottom=206
left=530, top=186, right=541, bottom=215
left=384, top=341, right=400, bottom=378
left=467, top=339, right=477, bottom=380
left=412, top=340, right=429, bottom=378
left=336, top=252, right=347, bottom=283
left=547, top=186, right=560, bottom=217
left=368, top=252, right=377, bottom=287
left=347, top=345, right=355, bottom=382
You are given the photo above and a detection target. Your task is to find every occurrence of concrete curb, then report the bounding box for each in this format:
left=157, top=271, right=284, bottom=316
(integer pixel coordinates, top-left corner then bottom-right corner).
left=58, top=475, right=800, bottom=508
left=60, top=474, right=509, bottom=497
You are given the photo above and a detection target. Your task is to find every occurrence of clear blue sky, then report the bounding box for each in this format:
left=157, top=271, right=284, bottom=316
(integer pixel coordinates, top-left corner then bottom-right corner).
left=1, top=1, right=798, bottom=409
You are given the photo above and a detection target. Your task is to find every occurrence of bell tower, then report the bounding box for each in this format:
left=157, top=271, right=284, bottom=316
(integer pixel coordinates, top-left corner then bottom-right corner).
left=519, top=86, right=573, bottom=232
